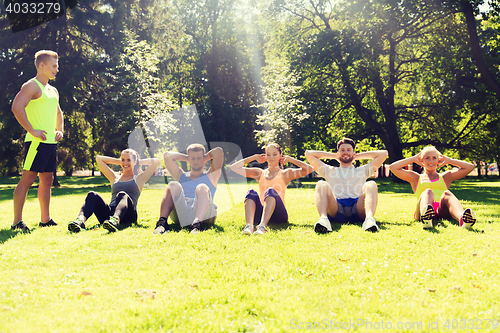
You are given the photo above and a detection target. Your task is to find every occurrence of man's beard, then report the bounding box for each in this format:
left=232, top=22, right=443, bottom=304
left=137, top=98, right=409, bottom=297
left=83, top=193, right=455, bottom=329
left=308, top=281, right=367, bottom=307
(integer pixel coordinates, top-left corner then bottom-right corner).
left=191, top=166, right=203, bottom=172
left=339, top=155, right=354, bottom=163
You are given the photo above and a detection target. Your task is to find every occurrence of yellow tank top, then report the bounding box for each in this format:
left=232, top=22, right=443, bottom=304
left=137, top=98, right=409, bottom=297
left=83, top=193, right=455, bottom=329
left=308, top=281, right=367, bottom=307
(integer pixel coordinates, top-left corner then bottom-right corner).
left=414, top=173, right=448, bottom=200
left=25, top=78, right=59, bottom=143
left=259, top=169, right=287, bottom=205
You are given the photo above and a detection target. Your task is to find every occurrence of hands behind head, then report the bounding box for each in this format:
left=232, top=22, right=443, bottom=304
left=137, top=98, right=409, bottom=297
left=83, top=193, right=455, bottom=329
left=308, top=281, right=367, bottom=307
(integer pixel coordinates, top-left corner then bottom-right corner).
left=203, top=152, right=211, bottom=164
left=255, top=154, right=267, bottom=164
left=416, top=152, right=450, bottom=168
left=280, top=155, right=291, bottom=166
left=437, top=155, right=450, bottom=168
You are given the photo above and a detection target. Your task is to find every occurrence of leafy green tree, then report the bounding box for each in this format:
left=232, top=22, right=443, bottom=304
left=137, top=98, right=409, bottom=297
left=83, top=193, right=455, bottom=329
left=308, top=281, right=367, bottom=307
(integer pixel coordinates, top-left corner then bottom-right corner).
left=255, top=61, right=309, bottom=156
left=265, top=0, right=500, bottom=164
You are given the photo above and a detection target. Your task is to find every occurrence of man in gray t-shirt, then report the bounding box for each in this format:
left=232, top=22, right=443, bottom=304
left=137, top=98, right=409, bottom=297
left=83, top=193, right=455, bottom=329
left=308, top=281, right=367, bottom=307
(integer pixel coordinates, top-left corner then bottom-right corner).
left=305, top=138, right=388, bottom=233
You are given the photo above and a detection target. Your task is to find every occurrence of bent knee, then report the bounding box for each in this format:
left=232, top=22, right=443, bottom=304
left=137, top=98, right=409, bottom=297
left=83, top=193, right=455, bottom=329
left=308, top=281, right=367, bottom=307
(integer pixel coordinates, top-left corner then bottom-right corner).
left=363, top=180, right=378, bottom=191
left=195, top=183, right=210, bottom=193
left=315, top=180, right=330, bottom=191
left=167, top=181, right=181, bottom=192
left=87, top=191, right=99, bottom=198
left=264, top=187, right=278, bottom=197
left=440, top=190, right=453, bottom=200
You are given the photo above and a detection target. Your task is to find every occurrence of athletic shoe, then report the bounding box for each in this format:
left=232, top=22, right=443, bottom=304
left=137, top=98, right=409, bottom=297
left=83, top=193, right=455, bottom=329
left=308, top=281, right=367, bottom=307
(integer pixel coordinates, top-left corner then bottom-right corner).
left=11, top=220, right=30, bottom=233
left=153, top=217, right=170, bottom=234
left=460, top=208, right=476, bottom=229
left=103, top=216, right=119, bottom=232
left=362, top=217, right=379, bottom=232
left=253, top=224, right=267, bottom=235
left=420, top=204, right=434, bottom=229
left=241, top=224, right=254, bottom=235
left=314, top=216, right=332, bottom=234
left=68, top=217, right=86, bottom=233
left=190, top=221, right=202, bottom=234
left=39, top=219, right=58, bottom=227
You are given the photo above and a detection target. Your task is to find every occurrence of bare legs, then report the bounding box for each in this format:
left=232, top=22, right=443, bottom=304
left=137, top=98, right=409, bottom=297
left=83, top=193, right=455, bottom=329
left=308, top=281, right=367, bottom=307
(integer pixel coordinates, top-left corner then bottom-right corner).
left=416, top=190, right=473, bottom=227
left=438, top=190, right=466, bottom=222
left=194, top=184, right=210, bottom=222
left=243, top=189, right=287, bottom=235
left=13, top=170, right=53, bottom=225
left=415, top=189, right=435, bottom=220
left=38, top=172, right=54, bottom=223
left=159, top=181, right=182, bottom=219
left=158, top=182, right=211, bottom=232
left=315, top=180, right=338, bottom=218
left=355, top=181, right=378, bottom=220
left=244, top=196, right=276, bottom=229
left=314, top=180, right=379, bottom=232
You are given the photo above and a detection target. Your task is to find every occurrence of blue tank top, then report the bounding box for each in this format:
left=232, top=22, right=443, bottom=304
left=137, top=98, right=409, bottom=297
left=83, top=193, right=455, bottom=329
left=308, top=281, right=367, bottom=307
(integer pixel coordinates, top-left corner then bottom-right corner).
left=109, top=176, right=141, bottom=209
left=179, top=172, right=216, bottom=198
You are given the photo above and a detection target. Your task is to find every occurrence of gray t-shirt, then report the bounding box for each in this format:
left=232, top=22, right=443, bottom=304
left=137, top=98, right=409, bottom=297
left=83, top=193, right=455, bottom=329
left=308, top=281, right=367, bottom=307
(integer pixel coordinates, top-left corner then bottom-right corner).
left=318, top=161, right=374, bottom=199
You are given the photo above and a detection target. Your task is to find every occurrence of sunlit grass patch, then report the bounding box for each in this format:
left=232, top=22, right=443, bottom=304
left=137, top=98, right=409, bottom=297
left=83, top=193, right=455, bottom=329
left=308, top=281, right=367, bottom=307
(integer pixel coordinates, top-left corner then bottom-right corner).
left=0, top=176, right=499, bottom=332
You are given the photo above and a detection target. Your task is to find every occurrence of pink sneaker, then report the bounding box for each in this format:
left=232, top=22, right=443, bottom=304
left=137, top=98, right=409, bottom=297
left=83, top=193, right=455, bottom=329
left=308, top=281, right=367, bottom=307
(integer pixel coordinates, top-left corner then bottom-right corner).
left=460, top=208, right=476, bottom=229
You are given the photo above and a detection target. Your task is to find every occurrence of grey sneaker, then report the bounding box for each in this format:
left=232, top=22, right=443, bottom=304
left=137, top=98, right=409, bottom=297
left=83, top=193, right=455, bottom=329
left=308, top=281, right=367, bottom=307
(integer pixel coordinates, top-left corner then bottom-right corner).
left=103, top=216, right=119, bottom=232
left=68, top=217, right=86, bottom=233
left=314, top=216, right=332, bottom=234
left=362, top=217, right=379, bottom=232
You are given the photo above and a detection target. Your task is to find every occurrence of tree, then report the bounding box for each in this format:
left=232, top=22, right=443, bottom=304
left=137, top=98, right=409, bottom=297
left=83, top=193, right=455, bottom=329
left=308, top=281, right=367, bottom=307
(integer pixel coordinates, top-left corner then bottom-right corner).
left=266, top=0, right=500, bottom=163
left=255, top=61, right=309, bottom=156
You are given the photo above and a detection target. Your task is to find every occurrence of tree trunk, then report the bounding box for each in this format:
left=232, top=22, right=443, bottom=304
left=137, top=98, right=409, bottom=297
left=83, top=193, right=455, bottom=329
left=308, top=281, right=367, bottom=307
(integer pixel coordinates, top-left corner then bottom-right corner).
left=52, top=169, right=60, bottom=187
left=461, top=1, right=500, bottom=96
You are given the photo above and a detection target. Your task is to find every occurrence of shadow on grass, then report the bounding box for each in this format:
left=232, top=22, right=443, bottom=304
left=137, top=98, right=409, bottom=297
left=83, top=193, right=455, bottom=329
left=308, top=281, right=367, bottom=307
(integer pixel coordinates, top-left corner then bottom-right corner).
left=0, top=175, right=143, bottom=202
left=152, top=221, right=226, bottom=233
left=0, top=228, right=24, bottom=244
left=0, top=184, right=110, bottom=203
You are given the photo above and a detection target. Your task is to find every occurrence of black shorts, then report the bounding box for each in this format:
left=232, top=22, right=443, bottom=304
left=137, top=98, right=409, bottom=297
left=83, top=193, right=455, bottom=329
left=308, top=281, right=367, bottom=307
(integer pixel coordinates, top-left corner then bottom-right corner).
left=23, top=141, right=58, bottom=173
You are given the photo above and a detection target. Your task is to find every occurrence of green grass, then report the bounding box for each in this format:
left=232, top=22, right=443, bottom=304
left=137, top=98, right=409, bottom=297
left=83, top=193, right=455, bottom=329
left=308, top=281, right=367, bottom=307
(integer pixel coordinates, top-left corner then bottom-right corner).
left=1, top=176, right=499, bottom=332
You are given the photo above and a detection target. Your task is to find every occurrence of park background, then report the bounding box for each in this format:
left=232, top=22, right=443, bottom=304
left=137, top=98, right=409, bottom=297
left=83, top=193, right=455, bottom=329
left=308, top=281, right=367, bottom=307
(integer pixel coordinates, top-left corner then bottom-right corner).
left=1, top=0, right=500, bottom=332
left=1, top=0, right=500, bottom=174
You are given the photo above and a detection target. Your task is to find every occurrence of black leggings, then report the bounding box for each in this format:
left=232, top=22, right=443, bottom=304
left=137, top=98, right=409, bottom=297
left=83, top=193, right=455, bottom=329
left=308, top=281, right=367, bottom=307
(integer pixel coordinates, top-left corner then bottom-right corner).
left=79, top=191, right=138, bottom=225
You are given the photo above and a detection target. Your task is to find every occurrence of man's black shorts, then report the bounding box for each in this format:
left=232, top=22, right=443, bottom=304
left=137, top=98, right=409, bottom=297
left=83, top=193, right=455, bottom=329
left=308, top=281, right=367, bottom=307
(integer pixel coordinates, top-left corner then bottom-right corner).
left=23, top=141, right=58, bottom=173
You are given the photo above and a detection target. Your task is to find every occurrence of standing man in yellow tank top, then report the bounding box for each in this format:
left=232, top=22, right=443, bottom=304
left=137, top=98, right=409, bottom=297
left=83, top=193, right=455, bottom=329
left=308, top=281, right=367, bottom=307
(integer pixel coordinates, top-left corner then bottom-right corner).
left=11, top=50, right=64, bottom=232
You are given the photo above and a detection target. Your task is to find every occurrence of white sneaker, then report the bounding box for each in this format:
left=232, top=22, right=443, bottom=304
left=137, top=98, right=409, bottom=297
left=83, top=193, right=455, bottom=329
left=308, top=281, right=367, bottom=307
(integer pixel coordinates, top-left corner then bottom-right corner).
left=241, top=224, right=254, bottom=235
left=362, top=217, right=379, bottom=232
left=314, top=216, right=332, bottom=234
left=253, top=225, right=267, bottom=235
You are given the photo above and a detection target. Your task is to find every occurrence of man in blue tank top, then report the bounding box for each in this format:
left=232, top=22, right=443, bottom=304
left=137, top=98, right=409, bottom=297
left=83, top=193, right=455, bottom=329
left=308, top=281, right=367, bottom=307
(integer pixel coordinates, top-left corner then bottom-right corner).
left=153, top=144, right=224, bottom=234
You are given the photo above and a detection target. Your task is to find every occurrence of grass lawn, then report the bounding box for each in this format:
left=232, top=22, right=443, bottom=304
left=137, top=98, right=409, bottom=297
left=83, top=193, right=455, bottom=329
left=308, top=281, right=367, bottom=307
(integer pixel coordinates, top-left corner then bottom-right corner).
left=0, top=175, right=499, bottom=332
